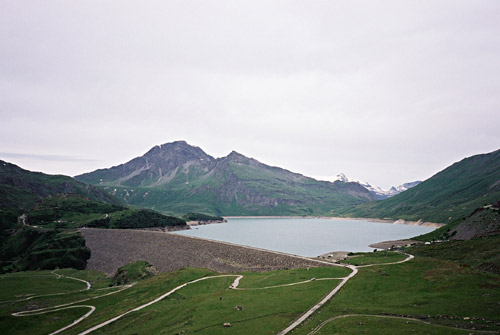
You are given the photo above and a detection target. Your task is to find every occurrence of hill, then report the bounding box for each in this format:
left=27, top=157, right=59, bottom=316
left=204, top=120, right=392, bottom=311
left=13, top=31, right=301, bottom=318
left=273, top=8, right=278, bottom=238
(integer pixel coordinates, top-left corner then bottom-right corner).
left=337, top=149, right=500, bottom=223
left=0, top=159, right=123, bottom=240
left=76, top=141, right=375, bottom=216
left=0, top=160, right=186, bottom=273
left=0, top=160, right=121, bottom=212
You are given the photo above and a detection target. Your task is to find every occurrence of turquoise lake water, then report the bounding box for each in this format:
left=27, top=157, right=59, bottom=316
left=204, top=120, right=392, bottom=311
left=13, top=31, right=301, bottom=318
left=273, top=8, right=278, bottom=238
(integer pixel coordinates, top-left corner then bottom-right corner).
left=174, top=217, right=435, bottom=257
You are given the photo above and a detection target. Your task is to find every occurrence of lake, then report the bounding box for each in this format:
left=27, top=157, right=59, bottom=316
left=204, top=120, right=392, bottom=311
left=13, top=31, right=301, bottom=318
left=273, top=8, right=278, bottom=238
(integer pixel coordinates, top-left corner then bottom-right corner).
left=174, top=217, right=435, bottom=257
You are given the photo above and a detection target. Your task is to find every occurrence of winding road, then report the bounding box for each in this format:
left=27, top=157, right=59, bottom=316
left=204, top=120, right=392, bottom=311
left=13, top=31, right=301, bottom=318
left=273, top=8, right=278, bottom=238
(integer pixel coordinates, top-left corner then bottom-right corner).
left=13, top=252, right=466, bottom=335
left=10, top=270, right=134, bottom=335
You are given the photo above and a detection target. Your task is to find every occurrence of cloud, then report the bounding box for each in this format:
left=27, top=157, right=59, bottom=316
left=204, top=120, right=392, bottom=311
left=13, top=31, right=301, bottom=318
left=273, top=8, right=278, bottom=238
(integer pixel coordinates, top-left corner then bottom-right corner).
left=1, top=0, right=499, bottom=188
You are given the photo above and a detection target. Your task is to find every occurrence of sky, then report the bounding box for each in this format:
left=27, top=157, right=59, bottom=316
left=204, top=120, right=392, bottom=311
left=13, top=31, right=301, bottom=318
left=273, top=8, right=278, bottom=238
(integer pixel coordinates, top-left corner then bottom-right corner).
left=1, top=1, right=499, bottom=190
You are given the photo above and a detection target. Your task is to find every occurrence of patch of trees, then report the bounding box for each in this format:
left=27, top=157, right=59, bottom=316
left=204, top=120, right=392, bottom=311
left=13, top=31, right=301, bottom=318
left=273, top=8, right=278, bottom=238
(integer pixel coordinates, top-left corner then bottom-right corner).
left=87, top=209, right=186, bottom=229
left=0, top=227, right=90, bottom=273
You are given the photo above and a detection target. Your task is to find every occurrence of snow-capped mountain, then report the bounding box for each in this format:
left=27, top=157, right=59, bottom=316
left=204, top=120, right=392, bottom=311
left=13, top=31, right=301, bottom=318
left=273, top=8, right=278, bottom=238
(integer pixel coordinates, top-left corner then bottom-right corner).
left=331, top=173, right=421, bottom=199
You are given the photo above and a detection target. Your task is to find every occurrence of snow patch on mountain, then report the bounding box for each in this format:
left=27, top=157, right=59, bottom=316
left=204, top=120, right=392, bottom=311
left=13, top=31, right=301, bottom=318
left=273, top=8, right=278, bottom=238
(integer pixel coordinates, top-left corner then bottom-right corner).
left=328, top=173, right=421, bottom=199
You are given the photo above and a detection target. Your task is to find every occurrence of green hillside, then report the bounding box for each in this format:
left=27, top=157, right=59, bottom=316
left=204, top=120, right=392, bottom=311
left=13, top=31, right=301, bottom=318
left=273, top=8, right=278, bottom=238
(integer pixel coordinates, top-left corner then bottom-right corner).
left=0, top=160, right=122, bottom=212
left=0, top=160, right=186, bottom=273
left=337, top=149, right=500, bottom=223
left=76, top=141, right=375, bottom=216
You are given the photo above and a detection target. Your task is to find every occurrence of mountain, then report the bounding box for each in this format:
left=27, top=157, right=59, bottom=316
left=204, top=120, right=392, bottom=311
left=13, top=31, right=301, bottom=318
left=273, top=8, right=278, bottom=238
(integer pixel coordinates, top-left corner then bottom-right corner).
left=0, top=160, right=121, bottom=272
left=386, top=181, right=422, bottom=197
left=0, top=160, right=122, bottom=212
left=76, top=141, right=375, bottom=216
left=337, top=149, right=500, bottom=223
left=0, top=159, right=123, bottom=233
left=0, top=160, right=187, bottom=273
left=332, top=173, right=421, bottom=199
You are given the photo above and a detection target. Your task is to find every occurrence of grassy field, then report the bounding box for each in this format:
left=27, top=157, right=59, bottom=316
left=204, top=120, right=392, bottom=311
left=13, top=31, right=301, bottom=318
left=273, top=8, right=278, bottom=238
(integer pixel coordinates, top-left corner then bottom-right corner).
left=0, top=266, right=348, bottom=335
left=292, top=254, right=500, bottom=334
left=338, top=251, right=408, bottom=266
left=1, top=251, right=499, bottom=335
left=409, top=235, right=500, bottom=274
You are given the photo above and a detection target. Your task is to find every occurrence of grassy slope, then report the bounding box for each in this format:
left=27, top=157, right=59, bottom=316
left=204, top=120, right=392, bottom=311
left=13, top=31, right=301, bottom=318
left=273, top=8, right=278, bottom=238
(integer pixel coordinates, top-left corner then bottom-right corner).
left=337, top=149, right=500, bottom=223
left=408, top=235, right=500, bottom=274
left=78, top=151, right=374, bottom=217
left=0, top=160, right=122, bottom=214
left=2, top=249, right=499, bottom=335
left=0, top=160, right=187, bottom=273
left=293, top=252, right=500, bottom=334
left=339, top=251, right=408, bottom=266
left=0, top=267, right=347, bottom=335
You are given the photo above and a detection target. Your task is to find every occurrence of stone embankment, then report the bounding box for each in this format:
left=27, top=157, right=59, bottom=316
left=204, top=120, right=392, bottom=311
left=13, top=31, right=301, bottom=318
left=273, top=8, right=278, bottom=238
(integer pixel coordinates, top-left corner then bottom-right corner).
left=81, top=228, right=327, bottom=275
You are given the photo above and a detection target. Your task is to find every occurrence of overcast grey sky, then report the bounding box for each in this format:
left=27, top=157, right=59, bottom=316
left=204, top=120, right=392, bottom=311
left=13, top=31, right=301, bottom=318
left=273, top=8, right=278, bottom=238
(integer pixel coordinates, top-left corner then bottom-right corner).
left=1, top=0, right=499, bottom=189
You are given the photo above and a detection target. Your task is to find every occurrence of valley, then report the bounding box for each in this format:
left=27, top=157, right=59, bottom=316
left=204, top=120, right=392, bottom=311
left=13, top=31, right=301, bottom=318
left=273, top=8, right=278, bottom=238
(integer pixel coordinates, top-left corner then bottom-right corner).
left=1, top=144, right=499, bottom=334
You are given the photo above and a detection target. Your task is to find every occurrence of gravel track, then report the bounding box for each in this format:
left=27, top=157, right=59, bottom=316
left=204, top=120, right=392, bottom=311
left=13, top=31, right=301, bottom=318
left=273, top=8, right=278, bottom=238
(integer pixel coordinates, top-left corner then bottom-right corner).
left=81, top=228, right=330, bottom=275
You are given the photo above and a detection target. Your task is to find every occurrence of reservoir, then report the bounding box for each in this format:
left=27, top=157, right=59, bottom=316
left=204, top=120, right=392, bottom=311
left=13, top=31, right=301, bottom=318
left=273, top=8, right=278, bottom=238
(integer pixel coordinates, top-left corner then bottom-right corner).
left=174, top=217, right=435, bottom=257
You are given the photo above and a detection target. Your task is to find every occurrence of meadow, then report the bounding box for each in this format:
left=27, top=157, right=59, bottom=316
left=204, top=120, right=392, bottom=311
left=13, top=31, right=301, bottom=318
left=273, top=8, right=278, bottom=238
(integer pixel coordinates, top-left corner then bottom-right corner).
left=1, top=249, right=499, bottom=335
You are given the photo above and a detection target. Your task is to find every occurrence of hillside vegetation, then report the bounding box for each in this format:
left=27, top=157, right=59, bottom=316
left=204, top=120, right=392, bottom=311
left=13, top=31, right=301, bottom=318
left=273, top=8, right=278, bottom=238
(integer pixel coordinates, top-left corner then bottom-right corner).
left=76, top=141, right=375, bottom=216
left=337, top=149, right=500, bottom=223
left=2, top=251, right=499, bottom=335
left=0, top=161, right=186, bottom=273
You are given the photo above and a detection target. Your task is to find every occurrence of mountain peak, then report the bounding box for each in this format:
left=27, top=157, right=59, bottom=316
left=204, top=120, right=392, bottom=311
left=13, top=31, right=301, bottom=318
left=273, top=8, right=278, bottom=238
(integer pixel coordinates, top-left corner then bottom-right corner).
left=330, top=173, right=421, bottom=199
left=224, top=151, right=255, bottom=165
left=335, top=173, right=349, bottom=183
left=144, top=141, right=212, bottom=160
left=76, top=144, right=376, bottom=215
left=227, top=150, right=245, bottom=158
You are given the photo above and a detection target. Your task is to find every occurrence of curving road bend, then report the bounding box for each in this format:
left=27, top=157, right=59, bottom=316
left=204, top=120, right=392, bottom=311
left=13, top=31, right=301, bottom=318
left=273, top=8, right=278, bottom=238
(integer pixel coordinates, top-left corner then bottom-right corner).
left=1, top=270, right=91, bottom=304
left=10, top=254, right=414, bottom=335
left=277, top=253, right=415, bottom=335
left=12, top=273, right=133, bottom=335
left=77, top=275, right=240, bottom=335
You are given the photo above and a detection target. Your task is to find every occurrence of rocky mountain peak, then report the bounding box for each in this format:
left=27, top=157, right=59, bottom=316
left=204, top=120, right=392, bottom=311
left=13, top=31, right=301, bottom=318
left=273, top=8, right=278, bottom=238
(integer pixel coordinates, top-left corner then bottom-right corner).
left=335, top=173, right=349, bottom=183
left=145, top=141, right=212, bottom=161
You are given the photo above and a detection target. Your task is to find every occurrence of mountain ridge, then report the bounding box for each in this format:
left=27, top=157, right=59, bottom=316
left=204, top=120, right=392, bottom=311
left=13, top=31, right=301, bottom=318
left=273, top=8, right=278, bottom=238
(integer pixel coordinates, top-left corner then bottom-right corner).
left=331, top=173, right=421, bottom=199
left=337, top=148, right=500, bottom=223
left=76, top=141, right=375, bottom=216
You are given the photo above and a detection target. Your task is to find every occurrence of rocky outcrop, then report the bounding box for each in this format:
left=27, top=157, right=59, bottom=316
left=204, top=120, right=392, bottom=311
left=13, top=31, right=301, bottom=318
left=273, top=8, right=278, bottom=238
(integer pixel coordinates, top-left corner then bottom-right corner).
left=451, top=203, right=500, bottom=240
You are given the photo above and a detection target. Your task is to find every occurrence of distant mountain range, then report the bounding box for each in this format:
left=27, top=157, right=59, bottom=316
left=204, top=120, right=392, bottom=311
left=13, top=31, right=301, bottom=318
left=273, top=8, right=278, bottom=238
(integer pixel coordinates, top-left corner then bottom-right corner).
left=2, top=144, right=499, bottom=273
left=337, top=149, right=500, bottom=223
left=331, top=173, right=421, bottom=199
left=75, top=141, right=375, bottom=216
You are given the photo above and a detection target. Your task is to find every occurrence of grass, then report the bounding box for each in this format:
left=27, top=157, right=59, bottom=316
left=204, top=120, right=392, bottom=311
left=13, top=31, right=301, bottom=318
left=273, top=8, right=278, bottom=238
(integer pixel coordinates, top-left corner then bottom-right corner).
left=336, top=149, right=500, bottom=223
left=305, top=315, right=473, bottom=334
left=238, top=267, right=350, bottom=288
left=408, top=235, right=500, bottom=274
left=338, top=251, right=407, bottom=266
left=76, top=150, right=374, bottom=217
left=84, top=276, right=341, bottom=335
left=2, top=250, right=499, bottom=335
left=112, top=260, right=156, bottom=285
left=0, top=266, right=347, bottom=335
left=0, top=264, right=349, bottom=334
left=292, top=255, right=500, bottom=334
left=0, top=270, right=87, bottom=301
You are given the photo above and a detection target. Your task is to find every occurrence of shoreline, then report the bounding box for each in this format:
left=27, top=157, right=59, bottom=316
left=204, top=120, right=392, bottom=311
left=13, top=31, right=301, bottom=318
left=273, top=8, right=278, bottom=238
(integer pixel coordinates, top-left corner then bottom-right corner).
left=223, top=216, right=445, bottom=228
